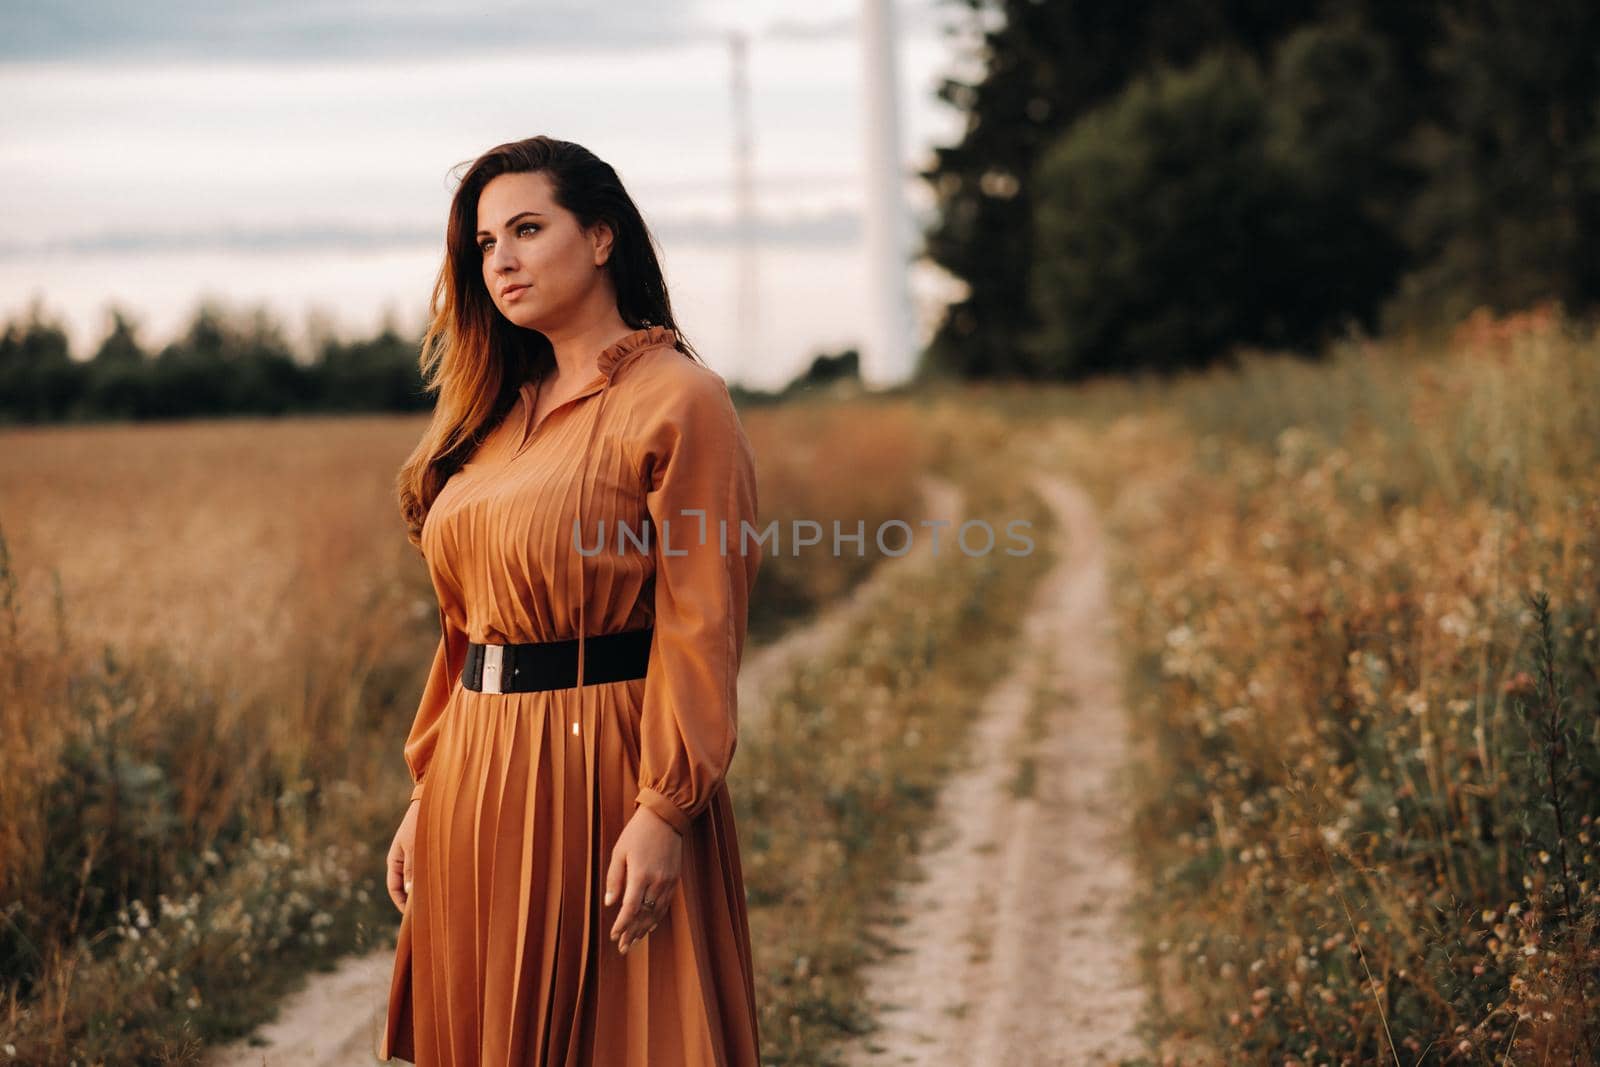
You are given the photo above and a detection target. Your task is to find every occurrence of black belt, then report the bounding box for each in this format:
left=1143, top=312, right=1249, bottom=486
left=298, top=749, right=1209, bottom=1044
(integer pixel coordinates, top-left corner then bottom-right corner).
left=461, top=628, right=654, bottom=694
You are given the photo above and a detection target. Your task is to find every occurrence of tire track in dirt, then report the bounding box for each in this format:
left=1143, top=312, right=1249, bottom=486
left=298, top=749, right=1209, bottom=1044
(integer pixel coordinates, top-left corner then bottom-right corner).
left=839, top=473, right=1147, bottom=1067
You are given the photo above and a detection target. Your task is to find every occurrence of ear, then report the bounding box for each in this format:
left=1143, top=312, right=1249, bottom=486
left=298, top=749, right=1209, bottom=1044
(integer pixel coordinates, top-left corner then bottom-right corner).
left=592, top=221, right=615, bottom=268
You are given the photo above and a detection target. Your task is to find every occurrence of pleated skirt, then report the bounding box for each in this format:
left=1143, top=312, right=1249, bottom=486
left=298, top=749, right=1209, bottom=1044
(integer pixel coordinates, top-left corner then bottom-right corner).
left=380, top=677, right=762, bottom=1066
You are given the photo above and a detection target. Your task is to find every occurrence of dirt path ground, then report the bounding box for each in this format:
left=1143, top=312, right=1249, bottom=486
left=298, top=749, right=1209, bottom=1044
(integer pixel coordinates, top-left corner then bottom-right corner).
left=205, top=950, right=398, bottom=1066
left=206, top=476, right=964, bottom=1066
left=838, top=473, right=1148, bottom=1067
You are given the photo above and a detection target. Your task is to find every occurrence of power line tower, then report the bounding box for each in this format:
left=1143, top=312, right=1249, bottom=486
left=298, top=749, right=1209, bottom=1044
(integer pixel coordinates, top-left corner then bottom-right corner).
left=728, top=29, right=760, bottom=380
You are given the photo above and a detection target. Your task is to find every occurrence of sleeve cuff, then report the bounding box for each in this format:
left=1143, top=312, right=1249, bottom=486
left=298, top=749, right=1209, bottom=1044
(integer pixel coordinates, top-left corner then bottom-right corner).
left=635, top=787, right=691, bottom=837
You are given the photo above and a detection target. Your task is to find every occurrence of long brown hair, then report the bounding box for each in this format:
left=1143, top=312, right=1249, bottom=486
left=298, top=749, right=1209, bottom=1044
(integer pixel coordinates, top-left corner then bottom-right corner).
left=396, top=135, right=706, bottom=549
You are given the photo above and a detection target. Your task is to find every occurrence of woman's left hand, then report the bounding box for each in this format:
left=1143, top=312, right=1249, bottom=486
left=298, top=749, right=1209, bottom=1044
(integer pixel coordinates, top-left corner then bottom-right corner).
left=604, top=805, right=683, bottom=954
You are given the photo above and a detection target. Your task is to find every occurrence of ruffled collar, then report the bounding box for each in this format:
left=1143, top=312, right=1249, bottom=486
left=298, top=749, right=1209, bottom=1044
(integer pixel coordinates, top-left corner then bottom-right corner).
left=518, top=325, right=678, bottom=399
left=597, top=324, right=678, bottom=379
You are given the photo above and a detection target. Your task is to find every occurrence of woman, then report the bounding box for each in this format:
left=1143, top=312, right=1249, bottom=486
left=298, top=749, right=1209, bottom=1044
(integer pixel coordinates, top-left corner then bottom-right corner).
left=379, top=136, right=764, bottom=1066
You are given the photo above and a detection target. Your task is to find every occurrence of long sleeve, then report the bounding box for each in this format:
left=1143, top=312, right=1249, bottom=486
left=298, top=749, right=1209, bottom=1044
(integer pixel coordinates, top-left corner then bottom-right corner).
left=404, top=605, right=469, bottom=802
left=628, top=362, right=762, bottom=836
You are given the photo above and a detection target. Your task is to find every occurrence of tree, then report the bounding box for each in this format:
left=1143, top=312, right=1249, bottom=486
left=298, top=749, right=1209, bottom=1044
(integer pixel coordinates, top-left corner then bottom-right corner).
left=0, top=299, right=79, bottom=422
left=916, top=0, right=1326, bottom=380
left=1391, top=0, right=1600, bottom=330
left=84, top=307, right=151, bottom=418
left=1027, top=48, right=1369, bottom=377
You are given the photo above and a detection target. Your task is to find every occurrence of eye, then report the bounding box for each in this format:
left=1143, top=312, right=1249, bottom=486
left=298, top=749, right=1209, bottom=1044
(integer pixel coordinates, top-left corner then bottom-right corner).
left=478, top=222, right=539, bottom=254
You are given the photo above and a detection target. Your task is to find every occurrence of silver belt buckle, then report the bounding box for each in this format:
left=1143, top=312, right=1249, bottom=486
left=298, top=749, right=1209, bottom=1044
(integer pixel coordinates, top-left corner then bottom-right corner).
left=481, top=644, right=505, bottom=694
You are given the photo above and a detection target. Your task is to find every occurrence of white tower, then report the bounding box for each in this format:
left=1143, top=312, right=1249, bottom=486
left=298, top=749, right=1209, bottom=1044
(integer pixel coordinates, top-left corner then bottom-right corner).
left=859, top=0, right=916, bottom=387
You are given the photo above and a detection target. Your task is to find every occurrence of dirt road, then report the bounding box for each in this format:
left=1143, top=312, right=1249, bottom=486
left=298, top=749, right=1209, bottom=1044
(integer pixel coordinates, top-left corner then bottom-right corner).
left=838, top=474, right=1148, bottom=1067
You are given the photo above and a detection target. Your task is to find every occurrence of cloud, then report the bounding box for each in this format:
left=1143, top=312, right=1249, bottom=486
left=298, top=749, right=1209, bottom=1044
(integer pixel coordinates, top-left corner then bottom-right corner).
left=761, top=0, right=951, bottom=42
left=0, top=207, right=867, bottom=258
left=0, top=0, right=707, bottom=64
left=1, top=0, right=956, bottom=64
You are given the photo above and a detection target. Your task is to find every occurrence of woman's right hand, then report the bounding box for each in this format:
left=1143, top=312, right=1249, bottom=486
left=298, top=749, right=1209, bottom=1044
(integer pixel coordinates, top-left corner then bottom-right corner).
left=386, top=799, right=421, bottom=914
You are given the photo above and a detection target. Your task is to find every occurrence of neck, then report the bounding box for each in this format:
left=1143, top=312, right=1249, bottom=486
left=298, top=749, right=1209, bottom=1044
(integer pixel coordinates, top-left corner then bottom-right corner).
left=541, top=312, right=635, bottom=382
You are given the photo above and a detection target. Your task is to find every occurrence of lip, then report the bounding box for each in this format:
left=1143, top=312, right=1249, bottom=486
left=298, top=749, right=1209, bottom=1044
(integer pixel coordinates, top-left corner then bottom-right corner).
left=502, top=284, right=530, bottom=299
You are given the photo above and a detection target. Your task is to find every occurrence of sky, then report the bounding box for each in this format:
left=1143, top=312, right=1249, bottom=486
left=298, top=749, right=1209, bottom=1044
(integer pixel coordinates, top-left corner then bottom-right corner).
left=0, top=0, right=987, bottom=389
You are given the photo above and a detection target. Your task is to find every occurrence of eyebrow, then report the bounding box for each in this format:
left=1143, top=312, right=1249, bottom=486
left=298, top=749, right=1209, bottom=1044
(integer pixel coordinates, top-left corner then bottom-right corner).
left=475, top=211, right=545, bottom=239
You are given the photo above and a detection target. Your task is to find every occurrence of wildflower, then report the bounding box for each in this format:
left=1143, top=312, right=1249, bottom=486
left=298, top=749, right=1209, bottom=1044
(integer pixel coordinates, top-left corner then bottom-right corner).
left=1503, top=671, right=1535, bottom=696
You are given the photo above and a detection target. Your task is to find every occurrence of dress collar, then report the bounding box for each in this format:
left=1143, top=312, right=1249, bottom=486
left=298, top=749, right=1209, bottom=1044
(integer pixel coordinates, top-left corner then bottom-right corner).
left=511, top=324, right=678, bottom=454
left=595, top=324, right=678, bottom=380
left=518, top=324, right=678, bottom=399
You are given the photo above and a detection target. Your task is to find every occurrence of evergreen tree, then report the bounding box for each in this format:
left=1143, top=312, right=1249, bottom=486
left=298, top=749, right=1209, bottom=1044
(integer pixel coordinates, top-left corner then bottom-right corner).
left=0, top=299, right=78, bottom=422
left=85, top=307, right=151, bottom=418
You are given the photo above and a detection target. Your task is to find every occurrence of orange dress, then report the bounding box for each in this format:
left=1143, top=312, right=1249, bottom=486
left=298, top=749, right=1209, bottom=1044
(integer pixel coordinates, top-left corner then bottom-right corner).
left=380, top=326, right=764, bottom=1066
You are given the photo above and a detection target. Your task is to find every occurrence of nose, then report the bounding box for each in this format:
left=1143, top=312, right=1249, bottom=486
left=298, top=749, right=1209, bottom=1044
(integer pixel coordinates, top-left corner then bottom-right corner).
left=489, top=239, right=519, bottom=275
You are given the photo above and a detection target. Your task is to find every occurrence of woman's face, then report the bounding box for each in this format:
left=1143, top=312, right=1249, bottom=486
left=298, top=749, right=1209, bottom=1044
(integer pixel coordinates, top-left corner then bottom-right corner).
left=475, top=169, right=613, bottom=332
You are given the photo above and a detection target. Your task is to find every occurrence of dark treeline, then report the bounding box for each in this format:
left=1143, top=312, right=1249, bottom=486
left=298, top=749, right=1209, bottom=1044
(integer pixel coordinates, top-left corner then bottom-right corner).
left=0, top=297, right=853, bottom=424
left=920, top=0, right=1600, bottom=380
left=0, top=300, right=434, bottom=423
